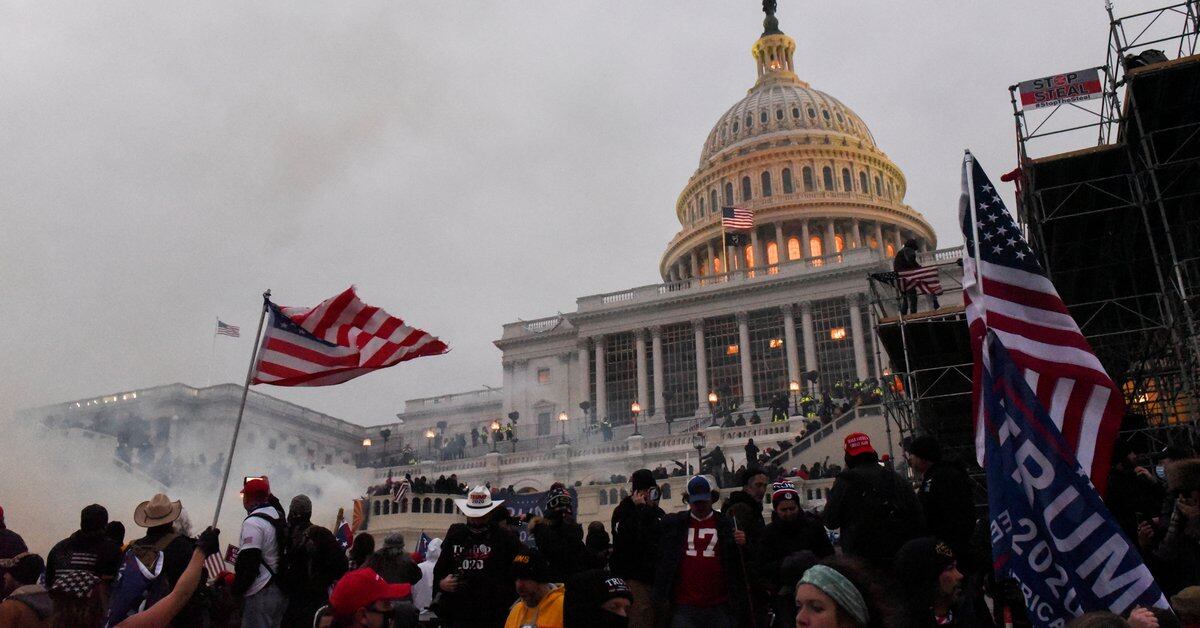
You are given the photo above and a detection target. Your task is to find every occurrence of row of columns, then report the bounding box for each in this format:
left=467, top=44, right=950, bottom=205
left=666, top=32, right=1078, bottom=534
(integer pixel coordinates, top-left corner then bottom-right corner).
left=666, top=218, right=920, bottom=282
left=582, top=295, right=871, bottom=420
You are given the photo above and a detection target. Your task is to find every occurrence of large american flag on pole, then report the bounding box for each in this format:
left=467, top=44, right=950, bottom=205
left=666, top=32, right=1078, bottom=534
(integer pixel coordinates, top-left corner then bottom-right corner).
left=720, top=206, right=754, bottom=231
left=251, top=287, right=449, bottom=387
left=961, top=152, right=1123, bottom=495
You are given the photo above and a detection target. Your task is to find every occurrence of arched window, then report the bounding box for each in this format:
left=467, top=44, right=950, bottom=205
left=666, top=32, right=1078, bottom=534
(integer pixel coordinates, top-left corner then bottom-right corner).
left=835, top=235, right=845, bottom=253
left=859, top=171, right=869, bottom=194
left=599, top=491, right=608, bottom=506
left=888, top=181, right=895, bottom=199
left=399, top=498, right=408, bottom=513
left=710, top=190, right=718, bottom=213
left=423, top=498, right=432, bottom=512
left=698, top=196, right=705, bottom=215
left=383, top=500, right=391, bottom=515
left=714, top=257, right=723, bottom=273
left=842, top=168, right=853, bottom=192
left=744, top=245, right=754, bottom=268
left=609, top=489, right=618, bottom=504
left=822, top=167, right=834, bottom=190
left=775, top=109, right=783, bottom=121
left=822, top=109, right=831, bottom=120
left=766, top=241, right=779, bottom=266
left=662, top=484, right=672, bottom=499
left=445, top=498, right=454, bottom=512
left=792, top=107, right=800, bottom=118
left=782, top=168, right=794, bottom=194
left=741, top=176, right=752, bottom=201
left=802, top=167, right=815, bottom=192
left=433, top=499, right=442, bottom=514
left=724, top=182, right=734, bottom=206
left=875, top=176, right=883, bottom=196
left=761, top=171, right=772, bottom=197
left=760, top=111, right=768, bottom=124
left=809, top=235, right=824, bottom=258
left=808, top=107, right=816, bottom=118
left=787, top=237, right=802, bottom=260
left=886, top=243, right=896, bottom=257
left=732, top=121, right=739, bottom=133
left=745, top=115, right=753, bottom=129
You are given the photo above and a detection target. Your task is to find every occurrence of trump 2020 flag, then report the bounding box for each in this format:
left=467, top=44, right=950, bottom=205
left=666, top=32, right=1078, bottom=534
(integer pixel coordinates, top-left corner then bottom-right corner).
left=982, top=331, right=1166, bottom=625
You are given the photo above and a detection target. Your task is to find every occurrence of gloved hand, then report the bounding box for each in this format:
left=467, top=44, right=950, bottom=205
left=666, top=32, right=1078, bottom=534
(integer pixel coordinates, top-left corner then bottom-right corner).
left=197, top=526, right=221, bottom=557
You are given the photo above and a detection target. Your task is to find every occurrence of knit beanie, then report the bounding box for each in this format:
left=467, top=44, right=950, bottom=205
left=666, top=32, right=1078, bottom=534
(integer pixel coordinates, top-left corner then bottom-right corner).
left=630, top=469, right=656, bottom=491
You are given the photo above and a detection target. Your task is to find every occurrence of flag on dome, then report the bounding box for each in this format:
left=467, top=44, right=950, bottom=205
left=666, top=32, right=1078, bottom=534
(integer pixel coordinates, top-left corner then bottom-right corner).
left=251, top=286, right=449, bottom=387
left=960, top=151, right=1123, bottom=495
left=720, top=206, right=754, bottom=231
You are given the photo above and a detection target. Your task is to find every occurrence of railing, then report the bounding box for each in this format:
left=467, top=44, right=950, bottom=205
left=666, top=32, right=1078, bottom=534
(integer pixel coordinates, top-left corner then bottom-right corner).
left=761, top=405, right=883, bottom=469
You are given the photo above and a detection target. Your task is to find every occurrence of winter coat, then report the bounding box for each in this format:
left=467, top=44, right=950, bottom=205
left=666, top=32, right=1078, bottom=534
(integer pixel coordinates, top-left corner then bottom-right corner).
left=0, top=527, right=28, bottom=575
left=653, top=511, right=748, bottom=623
left=609, top=497, right=664, bottom=584
left=893, top=245, right=919, bottom=272
left=916, top=461, right=978, bottom=568
left=366, top=544, right=422, bottom=585
left=0, top=584, right=52, bottom=628
left=721, top=490, right=766, bottom=547
left=45, top=529, right=122, bottom=587
left=432, top=522, right=522, bottom=626
left=823, top=460, right=924, bottom=569
left=756, top=514, right=834, bottom=591
left=529, top=516, right=594, bottom=583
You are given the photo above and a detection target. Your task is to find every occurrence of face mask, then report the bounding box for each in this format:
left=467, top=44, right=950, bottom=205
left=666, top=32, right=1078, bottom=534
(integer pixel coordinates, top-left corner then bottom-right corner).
left=597, top=610, right=630, bottom=628
left=1156, top=465, right=1166, bottom=480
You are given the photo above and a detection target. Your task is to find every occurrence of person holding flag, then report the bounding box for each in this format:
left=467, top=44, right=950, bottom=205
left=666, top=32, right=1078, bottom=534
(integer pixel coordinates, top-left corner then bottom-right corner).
left=962, top=152, right=1169, bottom=626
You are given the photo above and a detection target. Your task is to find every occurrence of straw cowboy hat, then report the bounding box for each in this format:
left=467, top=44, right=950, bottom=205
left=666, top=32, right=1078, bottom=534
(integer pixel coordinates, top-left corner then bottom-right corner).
left=133, top=493, right=183, bottom=528
left=453, top=485, right=504, bottom=517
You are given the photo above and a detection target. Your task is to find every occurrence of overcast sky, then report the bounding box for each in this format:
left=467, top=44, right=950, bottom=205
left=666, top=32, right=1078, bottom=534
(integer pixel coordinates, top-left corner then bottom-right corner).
left=1, top=1, right=1117, bottom=427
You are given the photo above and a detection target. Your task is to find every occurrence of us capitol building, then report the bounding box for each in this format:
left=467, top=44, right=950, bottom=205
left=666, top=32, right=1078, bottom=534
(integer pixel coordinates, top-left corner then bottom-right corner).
left=18, top=9, right=957, bottom=531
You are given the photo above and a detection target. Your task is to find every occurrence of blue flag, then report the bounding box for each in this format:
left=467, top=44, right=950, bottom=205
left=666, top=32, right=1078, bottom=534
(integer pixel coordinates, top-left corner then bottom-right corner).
left=982, top=331, right=1167, bottom=626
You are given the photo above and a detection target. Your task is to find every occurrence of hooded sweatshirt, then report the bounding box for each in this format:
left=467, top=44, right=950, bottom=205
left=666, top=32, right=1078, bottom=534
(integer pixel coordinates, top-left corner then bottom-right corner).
left=0, top=583, right=53, bottom=627
left=414, top=538, right=442, bottom=611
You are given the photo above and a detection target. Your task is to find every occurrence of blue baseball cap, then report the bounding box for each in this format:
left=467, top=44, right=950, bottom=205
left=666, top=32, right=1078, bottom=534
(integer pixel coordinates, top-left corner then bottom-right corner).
left=687, top=476, right=713, bottom=503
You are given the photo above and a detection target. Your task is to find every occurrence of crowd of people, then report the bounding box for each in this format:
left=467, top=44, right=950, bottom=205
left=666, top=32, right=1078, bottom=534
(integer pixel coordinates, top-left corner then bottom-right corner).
left=2, top=431, right=1199, bottom=628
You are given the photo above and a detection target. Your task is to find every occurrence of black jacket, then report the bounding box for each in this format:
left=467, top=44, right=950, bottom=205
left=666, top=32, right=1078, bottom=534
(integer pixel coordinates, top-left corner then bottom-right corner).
left=756, top=514, right=834, bottom=592
left=45, top=529, right=121, bottom=587
left=721, top=490, right=766, bottom=547
left=530, top=516, right=593, bottom=583
left=432, top=521, right=522, bottom=625
left=823, top=460, right=924, bottom=569
left=609, top=497, right=664, bottom=584
left=917, top=462, right=977, bottom=566
left=893, top=245, right=919, bottom=272
left=653, top=510, right=748, bottom=622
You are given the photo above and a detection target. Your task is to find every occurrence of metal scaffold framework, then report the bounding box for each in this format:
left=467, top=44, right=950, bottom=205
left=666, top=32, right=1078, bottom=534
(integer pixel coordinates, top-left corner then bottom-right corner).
left=1009, top=1, right=1200, bottom=449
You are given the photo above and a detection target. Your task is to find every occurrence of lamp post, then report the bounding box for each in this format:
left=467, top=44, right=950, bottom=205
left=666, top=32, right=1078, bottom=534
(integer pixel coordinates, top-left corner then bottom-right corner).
left=789, top=380, right=801, bottom=416
left=708, top=391, right=719, bottom=427
left=361, top=437, right=372, bottom=466
left=691, top=431, right=705, bottom=475
left=630, top=401, right=642, bottom=436
left=490, top=419, right=501, bottom=453
left=424, top=429, right=435, bottom=457
left=558, top=411, right=569, bottom=444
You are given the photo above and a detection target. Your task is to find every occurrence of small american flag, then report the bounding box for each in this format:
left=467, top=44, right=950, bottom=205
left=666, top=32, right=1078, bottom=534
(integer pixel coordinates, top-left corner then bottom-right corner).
left=216, top=320, right=240, bottom=338
left=898, top=267, right=944, bottom=295
left=721, top=206, right=754, bottom=231
left=392, top=477, right=410, bottom=503
left=961, top=151, right=1123, bottom=495
left=251, top=287, right=449, bottom=387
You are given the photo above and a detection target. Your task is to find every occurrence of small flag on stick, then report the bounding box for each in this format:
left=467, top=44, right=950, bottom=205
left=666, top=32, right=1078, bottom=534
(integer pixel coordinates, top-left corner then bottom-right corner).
left=216, top=320, right=240, bottom=338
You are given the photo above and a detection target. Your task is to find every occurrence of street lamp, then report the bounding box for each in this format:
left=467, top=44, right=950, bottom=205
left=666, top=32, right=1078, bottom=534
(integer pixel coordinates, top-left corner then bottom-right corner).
left=789, top=380, right=801, bottom=416
left=630, top=401, right=642, bottom=436
left=361, top=437, right=372, bottom=466
left=557, top=411, right=569, bottom=444
left=424, top=428, right=435, bottom=456
left=490, top=419, right=501, bottom=453
left=692, top=431, right=706, bottom=475
left=708, top=391, right=719, bottom=427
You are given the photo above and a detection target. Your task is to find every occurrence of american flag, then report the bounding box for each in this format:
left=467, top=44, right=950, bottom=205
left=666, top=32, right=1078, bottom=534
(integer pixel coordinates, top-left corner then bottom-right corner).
left=898, top=267, right=944, bottom=295
left=216, top=320, right=240, bottom=338
left=721, top=206, right=754, bottom=231
left=251, top=287, right=449, bottom=387
left=392, top=477, right=411, bottom=504
left=204, top=554, right=228, bottom=580
left=961, top=152, right=1123, bottom=495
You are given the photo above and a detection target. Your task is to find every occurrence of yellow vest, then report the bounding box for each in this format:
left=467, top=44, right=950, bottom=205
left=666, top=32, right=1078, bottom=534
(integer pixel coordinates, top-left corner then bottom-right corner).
left=504, top=586, right=565, bottom=628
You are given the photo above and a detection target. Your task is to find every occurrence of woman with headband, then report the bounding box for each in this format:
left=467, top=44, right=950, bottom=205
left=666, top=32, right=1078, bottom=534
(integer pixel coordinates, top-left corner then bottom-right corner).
left=794, top=558, right=896, bottom=628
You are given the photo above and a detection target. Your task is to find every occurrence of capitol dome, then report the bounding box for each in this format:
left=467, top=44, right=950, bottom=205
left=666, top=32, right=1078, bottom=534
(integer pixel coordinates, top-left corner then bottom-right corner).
left=660, top=14, right=935, bottom=281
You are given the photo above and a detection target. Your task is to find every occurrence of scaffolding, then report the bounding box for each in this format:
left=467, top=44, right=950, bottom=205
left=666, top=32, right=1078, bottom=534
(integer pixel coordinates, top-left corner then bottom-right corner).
left=1010, top=1, right=1200, bottom=449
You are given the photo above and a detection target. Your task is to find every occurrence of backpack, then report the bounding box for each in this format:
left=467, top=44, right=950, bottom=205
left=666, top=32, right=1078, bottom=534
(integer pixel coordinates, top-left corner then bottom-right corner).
left=845, top=469, right=919, bottom=559
left=103, top=533, right=177, bottom=627
left=246, top=511, right=293, bottom=595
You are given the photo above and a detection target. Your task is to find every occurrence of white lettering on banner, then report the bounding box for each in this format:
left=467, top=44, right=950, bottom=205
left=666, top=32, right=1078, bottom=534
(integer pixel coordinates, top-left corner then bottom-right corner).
left=1013, top=441, right=1055, bottom=503
left=1076, top=538, right=1158, bottom=612
left=1044, top=487, right=1105, bottom=552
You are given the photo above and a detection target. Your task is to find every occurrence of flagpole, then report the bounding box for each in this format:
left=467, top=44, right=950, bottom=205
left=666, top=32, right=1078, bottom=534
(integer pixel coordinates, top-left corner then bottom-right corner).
left=720, top=217, right=730, bottom=282
left=965, top=151, right=987, bottom=328
left=211, top=289, right=271, bottom=528
left=208, top=318, right=218, bottom=387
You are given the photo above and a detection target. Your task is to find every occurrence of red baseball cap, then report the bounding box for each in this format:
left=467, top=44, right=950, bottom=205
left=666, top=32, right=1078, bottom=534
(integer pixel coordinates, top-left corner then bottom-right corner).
left=242, top=477, right=270, bottom=500
left=330, top=568, right=411, bottom=617
left=844, top=432, right=876, bottom=457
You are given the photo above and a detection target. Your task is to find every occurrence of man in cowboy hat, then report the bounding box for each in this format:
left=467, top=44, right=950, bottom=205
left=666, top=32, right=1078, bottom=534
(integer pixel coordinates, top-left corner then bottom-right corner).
left=432, top=485, right=522, bottom=627
left=109, top=493, right=204, bottom=625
